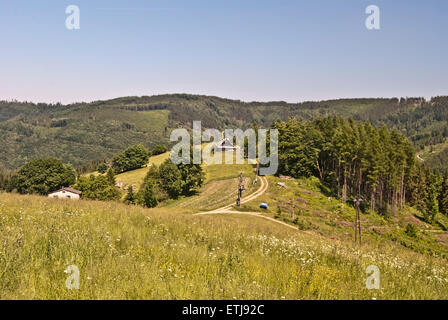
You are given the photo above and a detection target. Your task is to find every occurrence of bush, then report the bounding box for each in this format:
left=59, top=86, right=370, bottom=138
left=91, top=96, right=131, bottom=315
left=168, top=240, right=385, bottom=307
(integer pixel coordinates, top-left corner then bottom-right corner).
left=140, top=181, right=159, bottom=208
left=75, top=174, right=120, bottom=201
left=97, top=163, right=108, bottom=174
left=13, top=158, right=76, bottom=195
left=112, top=145, right=150, bottom=173
left=159, top=160, right=183, bottom=199
left=151, top=144, right=168, bottom=156
left=124, top=185, right=136, bottom=205
left=405, top=223, right=418, bottom=238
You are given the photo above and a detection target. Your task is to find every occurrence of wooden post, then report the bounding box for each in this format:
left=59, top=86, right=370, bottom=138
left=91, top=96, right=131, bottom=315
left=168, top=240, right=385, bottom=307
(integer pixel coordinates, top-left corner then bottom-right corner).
left=236, top=172, right=245, bottom=207
left=354, top=197, right=362, bottom=245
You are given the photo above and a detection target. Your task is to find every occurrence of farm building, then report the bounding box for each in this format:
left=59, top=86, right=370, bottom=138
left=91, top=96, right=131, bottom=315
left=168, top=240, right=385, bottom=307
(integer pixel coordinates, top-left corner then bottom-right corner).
left=216, top=138, right=239, bottom=152
left=48, top=187, right=82, bottom=200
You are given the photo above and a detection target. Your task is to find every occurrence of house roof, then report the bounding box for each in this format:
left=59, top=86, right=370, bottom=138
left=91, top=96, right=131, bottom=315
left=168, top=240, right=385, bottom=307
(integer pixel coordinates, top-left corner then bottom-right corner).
left=49, top=187, right=82, bottom=195
left=216, top=138, right=239, bottom=150
left=217, top=138, right=234, bottom=147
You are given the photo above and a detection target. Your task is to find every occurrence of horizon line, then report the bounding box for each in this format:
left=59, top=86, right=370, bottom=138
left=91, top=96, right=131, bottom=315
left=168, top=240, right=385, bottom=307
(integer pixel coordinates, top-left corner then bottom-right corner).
left=1, top=92, right=445, bottom=106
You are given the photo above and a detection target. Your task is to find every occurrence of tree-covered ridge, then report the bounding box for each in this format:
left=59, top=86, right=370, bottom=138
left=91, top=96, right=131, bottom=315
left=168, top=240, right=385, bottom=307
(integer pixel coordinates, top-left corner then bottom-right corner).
left=274, top=117, right=447, bottom=221
left=0, top=94, right=447, bottom=170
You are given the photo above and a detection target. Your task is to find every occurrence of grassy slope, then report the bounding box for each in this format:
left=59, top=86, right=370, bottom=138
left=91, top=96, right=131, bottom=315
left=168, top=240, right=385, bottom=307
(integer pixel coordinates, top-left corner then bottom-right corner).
left=2, top=156, right=448, bottom=299
left=238, top=175, right=448, bottom=257
left=100, top=152, right=448, bottom=257
left=113, top=150, right=258, bottom=210
left=114, top=152, right=170, bottom=190
left=1, top=192, right=448, bottom=299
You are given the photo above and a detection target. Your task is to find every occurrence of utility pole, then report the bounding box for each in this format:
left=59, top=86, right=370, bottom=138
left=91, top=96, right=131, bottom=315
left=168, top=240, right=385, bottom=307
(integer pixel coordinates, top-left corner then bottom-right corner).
left=354, top=197, right=363, bottom=245
left=253, top=162, right=259, bottom=185
left=236, top=172, right=245, bottom=207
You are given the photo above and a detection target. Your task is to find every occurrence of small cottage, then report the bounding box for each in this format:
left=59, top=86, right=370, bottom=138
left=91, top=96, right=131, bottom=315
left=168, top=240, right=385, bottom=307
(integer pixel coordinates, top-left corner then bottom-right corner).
left=216, top=138, right=239, bottom=152
left=48, top=187, right=82, bottom=200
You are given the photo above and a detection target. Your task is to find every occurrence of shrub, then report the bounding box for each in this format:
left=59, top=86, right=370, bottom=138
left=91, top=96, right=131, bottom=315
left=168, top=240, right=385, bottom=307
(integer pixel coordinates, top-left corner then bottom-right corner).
left=159, top=160, right=183, bottom=199
left=75, top=175, right=120, bottom=201
left=13, top=158, right=76, bottom=195
left=405, top=223, right=418, bottom=238
left=97, top=163, right=108, bottom=174
left=151, top=144, right=168, bottom=156
left=124, top=186, right=136, bottom=205
left=140, top=181, right=159, bottom=208
left=112, top=145, right=150, bottom=173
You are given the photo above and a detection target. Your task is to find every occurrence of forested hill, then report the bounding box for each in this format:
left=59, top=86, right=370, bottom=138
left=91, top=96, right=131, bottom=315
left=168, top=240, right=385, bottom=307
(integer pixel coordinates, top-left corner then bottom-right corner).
left=0, top=94, right=447, bottom=170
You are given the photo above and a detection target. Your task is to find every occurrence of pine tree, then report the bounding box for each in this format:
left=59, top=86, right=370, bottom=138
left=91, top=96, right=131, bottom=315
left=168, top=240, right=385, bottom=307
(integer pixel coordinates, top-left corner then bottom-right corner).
left=275, top=117, right=421, bottom=218
left=106, top=168, right=116, bottom=186
left=124, top=185, right=135, bottom=205
left=439, top=170, right=448, bottom=216
left=425, top=173, right=439, bottom=223
left=142, top=181, right=158, bottom=208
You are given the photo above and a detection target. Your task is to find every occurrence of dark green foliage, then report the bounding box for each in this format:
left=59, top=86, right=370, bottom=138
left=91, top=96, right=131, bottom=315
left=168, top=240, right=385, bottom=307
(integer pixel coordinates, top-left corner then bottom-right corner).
left=275, top=116, right=447, bottom=219
left=13, top=158, right=76, bottom=195
left=159, top=160, right=183, bottom=199
left=124, top=186, right=135, bottom=205
left=405, top=223, right=418, bottom=238
left=97, top=163, right=108, bottom=174
left=151, top=144, right=168, bottom=156
left=75, top=158, right=108, bottom=175
left=440, top=171, right=448, bottom=216
left=178, top=163, right=205, bottom=195
left=135, top=159, right=204, bottom=206
left=112, top=145, right=149, bottom=173
left=144, top=164, right=160, bottom=181
left=140, top=181, right=159, bottom=208
left=275, top=117, right=415, bottom=216
left=50, top=119, right=68, bottom=128
left=425, top=174, right=439, bottom=223
left=74, top=174, right=120, bottom=201
left=0, top=165, right=13, bottom=191
left=137, top=165, right=165, bottom=207
left=106, top=168, right=116, bottom=186
left=1, top=95, right=448, bottom=171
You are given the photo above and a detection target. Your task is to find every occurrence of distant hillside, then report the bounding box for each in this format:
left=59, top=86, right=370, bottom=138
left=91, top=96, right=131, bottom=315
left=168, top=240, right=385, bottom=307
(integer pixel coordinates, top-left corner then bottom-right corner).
left=0, top=94, right=447, bottom=170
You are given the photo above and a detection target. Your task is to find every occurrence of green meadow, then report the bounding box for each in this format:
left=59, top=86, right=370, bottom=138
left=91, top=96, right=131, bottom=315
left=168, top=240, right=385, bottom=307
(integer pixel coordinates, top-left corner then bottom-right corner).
left=2, top=147, right=448, bottom=300
left=1, top=177, right=448, bottom=299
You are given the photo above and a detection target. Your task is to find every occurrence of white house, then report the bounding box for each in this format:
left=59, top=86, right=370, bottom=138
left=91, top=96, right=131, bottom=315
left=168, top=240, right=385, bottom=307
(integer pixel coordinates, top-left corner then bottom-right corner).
left=48, top=187, right=82, bottom=200
left=216, top=138, right=239, bottom=152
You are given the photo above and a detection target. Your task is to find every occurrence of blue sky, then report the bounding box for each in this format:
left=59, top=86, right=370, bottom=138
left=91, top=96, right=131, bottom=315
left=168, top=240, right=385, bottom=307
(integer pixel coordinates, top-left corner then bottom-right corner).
left=0, top=0, right=447, bottom=103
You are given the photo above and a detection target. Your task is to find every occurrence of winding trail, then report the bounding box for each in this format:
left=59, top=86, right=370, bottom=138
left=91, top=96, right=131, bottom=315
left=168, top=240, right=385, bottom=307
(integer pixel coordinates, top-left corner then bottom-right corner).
left=194, top=176, right=298, bottom=231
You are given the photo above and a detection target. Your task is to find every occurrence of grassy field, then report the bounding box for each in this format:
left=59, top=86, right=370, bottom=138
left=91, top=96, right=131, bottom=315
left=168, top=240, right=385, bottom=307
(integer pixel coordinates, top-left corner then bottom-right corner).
left=114, top=152, right=170, bottom=191
left=1, top=192, right=448, bottom=299
left=238, top=175, right=448, bottom=258
left=163, top=176, right=257, bottom=211
left=112, top=149, right=259, bottom=208
left=3, top=149, right=448, bottom=299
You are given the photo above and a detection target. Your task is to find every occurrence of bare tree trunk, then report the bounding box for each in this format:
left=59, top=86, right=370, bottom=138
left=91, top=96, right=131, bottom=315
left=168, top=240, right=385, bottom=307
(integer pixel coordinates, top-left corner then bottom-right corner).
left=342, top=174, right=347, bottom=204
left=370, top=188, right=376, bottom=215
left=316, top=158, right=324, bottom=180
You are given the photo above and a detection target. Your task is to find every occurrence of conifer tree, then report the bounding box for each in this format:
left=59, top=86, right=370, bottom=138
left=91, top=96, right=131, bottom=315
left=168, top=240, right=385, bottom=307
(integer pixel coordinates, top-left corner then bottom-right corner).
left=124, top=185, right=135, bottom=205
left=439, top=171, right=448, bottom=216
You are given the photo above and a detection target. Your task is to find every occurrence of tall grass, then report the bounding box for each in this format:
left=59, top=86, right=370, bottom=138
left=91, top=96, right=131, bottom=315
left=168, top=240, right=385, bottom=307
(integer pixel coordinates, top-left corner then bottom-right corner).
left=1, top=193, right=447, bottom=299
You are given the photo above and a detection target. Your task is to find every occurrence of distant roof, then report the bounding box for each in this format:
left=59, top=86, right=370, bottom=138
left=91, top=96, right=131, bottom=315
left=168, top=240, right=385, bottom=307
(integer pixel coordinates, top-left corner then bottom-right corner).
left=49, top=187, right=82, bottom=195
left=217, top=138, right=235, bottom=147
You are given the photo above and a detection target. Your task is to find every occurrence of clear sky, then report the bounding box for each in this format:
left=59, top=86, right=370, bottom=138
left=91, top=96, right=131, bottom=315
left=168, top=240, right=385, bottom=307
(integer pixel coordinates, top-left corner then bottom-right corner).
left=1, top=0, right=447, bottom=104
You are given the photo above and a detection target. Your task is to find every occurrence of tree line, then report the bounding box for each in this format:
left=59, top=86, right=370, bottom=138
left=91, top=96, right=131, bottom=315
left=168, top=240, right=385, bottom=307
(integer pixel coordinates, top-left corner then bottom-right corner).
left=0, top=143, right=203, bottom=209
left=274, top=116, right=448, bottom=222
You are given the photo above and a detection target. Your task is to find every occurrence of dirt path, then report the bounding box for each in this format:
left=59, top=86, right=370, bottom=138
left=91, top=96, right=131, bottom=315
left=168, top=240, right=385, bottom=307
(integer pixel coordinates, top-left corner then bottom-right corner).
left=194, top=177, right=299, bottom=231
left=416, top=153, right=424, bottom=162
left=195, top=176, right=268, bottom=214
